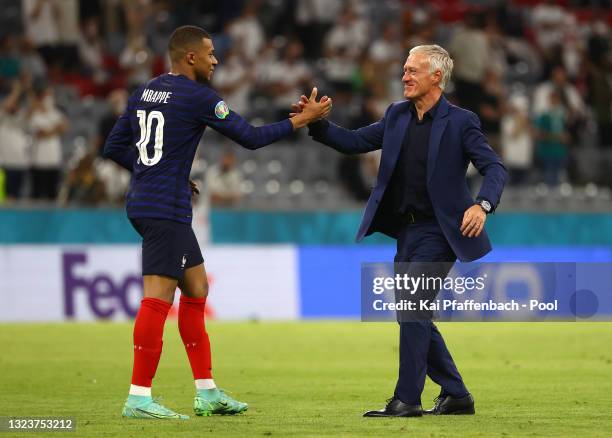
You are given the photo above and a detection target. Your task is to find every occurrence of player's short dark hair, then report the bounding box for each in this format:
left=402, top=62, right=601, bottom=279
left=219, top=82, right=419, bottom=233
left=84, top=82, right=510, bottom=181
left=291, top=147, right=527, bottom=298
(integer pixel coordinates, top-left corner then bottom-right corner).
left=168, top=25, right=211, bottom=61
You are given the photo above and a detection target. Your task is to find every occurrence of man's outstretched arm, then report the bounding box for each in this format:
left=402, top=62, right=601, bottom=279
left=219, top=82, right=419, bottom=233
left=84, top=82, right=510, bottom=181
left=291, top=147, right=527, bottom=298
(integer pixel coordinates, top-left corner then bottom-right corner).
left=292, top=94, right=386, bottom=155
left=201, top=87, right=331, bottom=151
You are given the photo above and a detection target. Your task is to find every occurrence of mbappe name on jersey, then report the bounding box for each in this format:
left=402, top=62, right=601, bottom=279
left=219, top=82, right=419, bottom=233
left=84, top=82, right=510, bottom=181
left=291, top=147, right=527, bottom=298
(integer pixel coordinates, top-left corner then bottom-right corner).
left=140, top=89, right=173, bottom=104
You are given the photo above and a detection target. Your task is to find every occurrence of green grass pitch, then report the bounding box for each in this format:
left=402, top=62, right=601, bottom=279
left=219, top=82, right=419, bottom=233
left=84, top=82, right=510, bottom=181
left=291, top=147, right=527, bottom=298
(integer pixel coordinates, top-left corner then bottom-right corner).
left=1, top=321, right=611, bottom=437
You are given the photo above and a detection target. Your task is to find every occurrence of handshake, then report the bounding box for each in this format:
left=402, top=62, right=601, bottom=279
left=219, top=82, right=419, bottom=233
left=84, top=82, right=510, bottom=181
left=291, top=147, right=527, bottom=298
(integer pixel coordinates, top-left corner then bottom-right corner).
left=288, top=87, right=332, bottom=130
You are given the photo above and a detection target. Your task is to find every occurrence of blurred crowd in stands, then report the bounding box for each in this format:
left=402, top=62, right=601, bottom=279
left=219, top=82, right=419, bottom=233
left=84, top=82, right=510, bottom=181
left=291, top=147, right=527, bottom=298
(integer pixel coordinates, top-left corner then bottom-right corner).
left=0, top=0, right=611, bottom=209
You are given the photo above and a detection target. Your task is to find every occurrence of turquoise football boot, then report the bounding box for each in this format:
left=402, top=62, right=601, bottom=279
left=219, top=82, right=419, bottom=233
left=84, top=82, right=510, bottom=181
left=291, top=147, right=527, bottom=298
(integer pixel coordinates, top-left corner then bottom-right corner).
left=194, top=388, right=248, bottom=416
left=122, top=395, right=189, bottom=420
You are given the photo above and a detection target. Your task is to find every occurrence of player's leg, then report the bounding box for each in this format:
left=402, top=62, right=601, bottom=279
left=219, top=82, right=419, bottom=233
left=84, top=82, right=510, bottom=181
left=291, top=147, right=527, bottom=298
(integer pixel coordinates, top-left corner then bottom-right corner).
left=130, top=275, right=176, bottom=395
left=177, top=264, right=213, bottom=387
left=123, top=274, right=189, bottom=419
left=123, top=218, right=189, bottom=419
left=176, top=234, right=247, bottom=416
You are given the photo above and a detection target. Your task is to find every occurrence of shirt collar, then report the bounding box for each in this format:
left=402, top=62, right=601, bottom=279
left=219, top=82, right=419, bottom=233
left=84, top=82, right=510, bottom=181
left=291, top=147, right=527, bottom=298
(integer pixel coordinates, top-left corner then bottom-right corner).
left=409, top=96, right=442, bottom=121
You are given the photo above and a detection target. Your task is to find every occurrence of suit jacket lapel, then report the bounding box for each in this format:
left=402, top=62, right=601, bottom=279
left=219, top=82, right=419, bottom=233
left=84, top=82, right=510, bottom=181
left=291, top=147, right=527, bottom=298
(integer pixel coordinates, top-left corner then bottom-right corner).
left=379, top=105, right=411, bottom=186
left=427, top=96, right=449, bottom=184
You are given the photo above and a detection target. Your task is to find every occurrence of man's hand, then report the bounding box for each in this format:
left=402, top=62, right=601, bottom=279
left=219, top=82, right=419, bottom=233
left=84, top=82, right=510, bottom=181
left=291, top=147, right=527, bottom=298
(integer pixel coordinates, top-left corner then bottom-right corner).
left=290, top=93, right=329, bottom=117
left=460, top=204, right=486, bottom=238
left=289, top=87, right=332, bottom=130
left=189, top=179, right=200, bottom=196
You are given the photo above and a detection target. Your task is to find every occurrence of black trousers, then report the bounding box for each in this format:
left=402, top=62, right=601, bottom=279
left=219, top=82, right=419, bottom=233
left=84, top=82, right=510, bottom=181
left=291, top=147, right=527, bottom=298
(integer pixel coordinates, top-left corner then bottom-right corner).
left=3, top=168, right=26, bottom=199
left=31, top=168, right=60, bottom=200
left=393, top=220, right=469, bottom=405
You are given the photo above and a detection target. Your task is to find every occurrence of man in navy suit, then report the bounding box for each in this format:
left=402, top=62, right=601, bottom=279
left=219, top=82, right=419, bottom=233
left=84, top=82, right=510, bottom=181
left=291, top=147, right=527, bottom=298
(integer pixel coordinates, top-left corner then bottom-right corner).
left=294, top=45, right=507, bottom=417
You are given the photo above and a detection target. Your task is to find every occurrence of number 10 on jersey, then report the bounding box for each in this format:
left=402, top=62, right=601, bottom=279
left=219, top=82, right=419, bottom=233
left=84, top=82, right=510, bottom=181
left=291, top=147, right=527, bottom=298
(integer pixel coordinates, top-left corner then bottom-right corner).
left=136, top=110, right=165, bottom=166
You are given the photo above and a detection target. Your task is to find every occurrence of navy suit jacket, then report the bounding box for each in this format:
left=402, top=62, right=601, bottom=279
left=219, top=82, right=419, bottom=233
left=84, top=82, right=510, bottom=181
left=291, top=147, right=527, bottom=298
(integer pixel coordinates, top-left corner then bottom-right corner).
left=308, top=95, right=507, bottom=262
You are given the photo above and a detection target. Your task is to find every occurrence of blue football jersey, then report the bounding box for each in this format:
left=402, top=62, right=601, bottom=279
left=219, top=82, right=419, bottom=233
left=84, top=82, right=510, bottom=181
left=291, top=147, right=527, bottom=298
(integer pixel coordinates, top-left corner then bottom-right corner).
left=104, top=73, right=293, bottom=223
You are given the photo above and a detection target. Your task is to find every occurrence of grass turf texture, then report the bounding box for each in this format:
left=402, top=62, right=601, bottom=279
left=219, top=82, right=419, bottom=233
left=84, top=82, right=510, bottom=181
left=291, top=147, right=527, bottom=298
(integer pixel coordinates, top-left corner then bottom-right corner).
left=1, top=322, right=611, bottom=437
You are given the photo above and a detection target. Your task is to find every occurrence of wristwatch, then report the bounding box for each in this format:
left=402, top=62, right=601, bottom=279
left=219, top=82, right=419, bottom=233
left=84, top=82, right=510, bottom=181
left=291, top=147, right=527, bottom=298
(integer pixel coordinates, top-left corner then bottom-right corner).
left=476, top=198, right=492, bottom=214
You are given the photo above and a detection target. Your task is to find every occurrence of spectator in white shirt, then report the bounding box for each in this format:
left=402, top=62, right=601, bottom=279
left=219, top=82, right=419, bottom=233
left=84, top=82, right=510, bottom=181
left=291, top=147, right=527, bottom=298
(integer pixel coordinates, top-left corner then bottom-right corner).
left=226, top=4, right=265, bottom=62
left=28, top=81, right=67, bottom=200
left=212, top=47, right=252, bottom=117
left=22, top=0, right=60, bottom=64
left=448, top=12, right=489, bottom=113
left=501, top=95, right=534, bottom=186
left=0, top=81, right=30, bottom=200
left=533, top=65, right=586, bottom=117
left=324, top=6, right=369, bottom=59
left=369, top=23, right=402, bottom=65
left=78, top=17, right=107, bottom=84
left=533, top=65, right=586, bottom=146
left=295, top=0, right=341, bottom=59
left=206, top=151, right=243, bottom=207
left=263, top=40, right=312, bottom=119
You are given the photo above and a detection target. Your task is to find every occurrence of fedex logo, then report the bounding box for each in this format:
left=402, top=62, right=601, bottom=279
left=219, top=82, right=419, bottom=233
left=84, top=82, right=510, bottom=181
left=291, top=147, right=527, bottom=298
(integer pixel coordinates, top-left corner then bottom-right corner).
left=63, top=252, right=142, bottom=319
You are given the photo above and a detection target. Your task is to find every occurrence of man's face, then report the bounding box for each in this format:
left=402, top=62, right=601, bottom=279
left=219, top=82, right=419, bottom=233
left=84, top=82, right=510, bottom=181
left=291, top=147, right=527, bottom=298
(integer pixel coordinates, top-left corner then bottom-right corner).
left=221, top=153, right=236, bottom=171
left=402, top=52, right=440, bottom=99
left=552, top=67, right=566, bottom=86
left=549, top=91, right=562, bottom=108
left=192, top=38, right=218, bottom=83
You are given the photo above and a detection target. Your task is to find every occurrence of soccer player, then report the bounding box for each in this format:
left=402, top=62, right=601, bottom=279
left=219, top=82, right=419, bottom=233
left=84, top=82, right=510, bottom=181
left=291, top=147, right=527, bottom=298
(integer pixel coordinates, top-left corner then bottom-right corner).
left=103, top=25, right=331, bottom=419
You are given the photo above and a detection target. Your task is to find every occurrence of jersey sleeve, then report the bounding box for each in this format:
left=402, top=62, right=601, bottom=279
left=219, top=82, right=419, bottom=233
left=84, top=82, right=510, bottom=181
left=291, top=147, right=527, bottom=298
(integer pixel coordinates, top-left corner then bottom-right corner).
left=196, top=88, right=293, bottom=150
left=102, top=88, right=140, bottom=171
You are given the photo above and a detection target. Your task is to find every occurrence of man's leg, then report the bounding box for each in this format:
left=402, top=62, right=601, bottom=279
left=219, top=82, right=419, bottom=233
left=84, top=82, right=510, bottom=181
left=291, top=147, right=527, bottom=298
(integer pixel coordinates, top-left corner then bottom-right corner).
left=393, top=259, right=452, bottom=405
left=406, top=228, right=474, bottom=415
left=426, top=322, right=469, bottom=398
left=130, top=275, right=176, bottom=393
left=178, top=264, right=212, bottom=387
left=123, top=274, right=189, bottom=419
left=394, top=223, right=459, bottom=405
left=364, top=225, right=440, bottom=417
left=394, top=320, right=432, bottom=405
left=178, top=263, right=248, bottom=416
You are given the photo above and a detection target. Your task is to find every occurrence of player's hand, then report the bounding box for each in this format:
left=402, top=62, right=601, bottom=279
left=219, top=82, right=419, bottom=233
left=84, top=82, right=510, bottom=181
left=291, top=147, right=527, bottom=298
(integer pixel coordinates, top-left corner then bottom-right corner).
left=290, top=93, right=329, bottom=117
left=289, top=87, right=332, bottom=129
left=189, top=179, right=200, bottom=196
left=460, top=204, right=486, bottom=238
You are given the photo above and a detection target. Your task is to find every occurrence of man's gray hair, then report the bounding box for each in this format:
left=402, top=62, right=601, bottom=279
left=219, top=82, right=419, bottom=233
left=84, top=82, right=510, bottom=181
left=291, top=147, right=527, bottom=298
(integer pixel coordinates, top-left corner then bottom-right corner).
left=409, top=44, right=454, bottom=91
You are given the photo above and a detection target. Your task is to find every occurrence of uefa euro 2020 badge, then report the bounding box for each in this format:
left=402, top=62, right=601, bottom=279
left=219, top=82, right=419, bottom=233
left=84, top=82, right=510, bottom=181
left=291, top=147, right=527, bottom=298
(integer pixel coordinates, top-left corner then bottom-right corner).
left=215, top=100, right=229, bottom=119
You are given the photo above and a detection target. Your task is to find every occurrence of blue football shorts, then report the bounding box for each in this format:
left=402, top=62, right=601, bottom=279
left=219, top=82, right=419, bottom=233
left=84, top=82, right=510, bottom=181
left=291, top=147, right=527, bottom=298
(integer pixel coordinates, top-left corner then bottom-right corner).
left=129, top=218, right=204, bottom=280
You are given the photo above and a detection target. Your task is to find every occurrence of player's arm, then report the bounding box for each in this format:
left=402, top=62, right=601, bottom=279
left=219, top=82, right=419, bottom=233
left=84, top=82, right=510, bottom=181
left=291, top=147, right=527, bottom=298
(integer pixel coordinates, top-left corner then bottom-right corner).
left=200, top=88, right=331, bottom=151
left=102, top=90, right=139, bottom=171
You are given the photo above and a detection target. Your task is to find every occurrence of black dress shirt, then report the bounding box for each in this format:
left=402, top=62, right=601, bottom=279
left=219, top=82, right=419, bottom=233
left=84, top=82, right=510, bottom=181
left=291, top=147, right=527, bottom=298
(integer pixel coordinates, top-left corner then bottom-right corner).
left=389, top=98, right=442, bottom=217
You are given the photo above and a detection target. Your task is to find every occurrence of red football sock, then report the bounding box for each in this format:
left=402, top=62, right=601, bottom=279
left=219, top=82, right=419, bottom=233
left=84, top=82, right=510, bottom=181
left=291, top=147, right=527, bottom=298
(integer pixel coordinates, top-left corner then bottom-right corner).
left=178, top=295, right=212, bottom=379
left=131, top=297, right=172, bottom=387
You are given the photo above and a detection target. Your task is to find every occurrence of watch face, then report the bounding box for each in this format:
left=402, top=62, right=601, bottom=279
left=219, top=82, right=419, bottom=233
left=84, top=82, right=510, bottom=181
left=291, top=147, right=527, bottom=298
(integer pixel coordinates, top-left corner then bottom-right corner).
left=481, top=200, right=491, bottom=212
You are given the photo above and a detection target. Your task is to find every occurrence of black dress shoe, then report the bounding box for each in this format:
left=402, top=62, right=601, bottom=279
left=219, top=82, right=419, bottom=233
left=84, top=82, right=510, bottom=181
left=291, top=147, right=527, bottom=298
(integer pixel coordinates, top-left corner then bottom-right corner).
left=363, top=397, right=423, bottom=417
left=423, top=393, right=475, bottom=415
